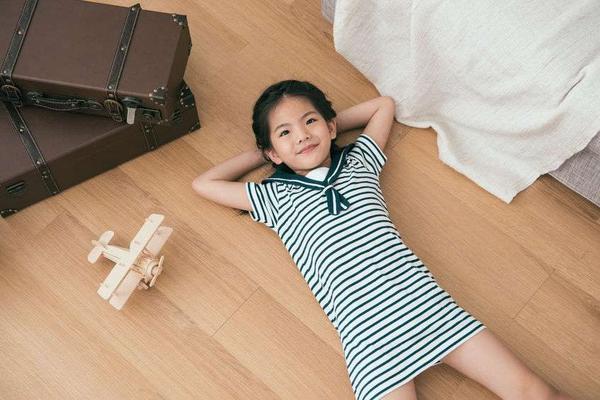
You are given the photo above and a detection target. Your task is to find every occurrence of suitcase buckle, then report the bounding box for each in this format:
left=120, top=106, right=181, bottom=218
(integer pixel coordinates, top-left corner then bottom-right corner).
left=103, top=99, right=124, bottom=122
left=1, top=85, right=22, bottom=106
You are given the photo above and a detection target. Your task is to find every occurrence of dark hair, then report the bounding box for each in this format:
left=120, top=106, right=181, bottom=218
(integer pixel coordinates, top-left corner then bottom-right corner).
left=239, top=80, right=337, bottom=217
left=252, top=80, right=337, bottom=167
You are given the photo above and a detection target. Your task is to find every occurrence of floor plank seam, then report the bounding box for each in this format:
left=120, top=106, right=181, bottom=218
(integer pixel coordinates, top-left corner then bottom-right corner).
left=512, top=274, right=551, bottom=320
left=211, top=286, right=260, bottom=337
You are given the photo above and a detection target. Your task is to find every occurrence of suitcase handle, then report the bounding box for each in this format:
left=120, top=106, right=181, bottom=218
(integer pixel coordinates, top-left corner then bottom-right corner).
left=5, top=180, right=26, bottom=196
left=23, top=91, right=162, bottom=124
left=26, top=91, right=104, bottom=112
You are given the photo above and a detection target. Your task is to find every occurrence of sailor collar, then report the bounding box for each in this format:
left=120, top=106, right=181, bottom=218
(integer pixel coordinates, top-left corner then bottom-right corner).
left=262, top=142, right=355, bottom=215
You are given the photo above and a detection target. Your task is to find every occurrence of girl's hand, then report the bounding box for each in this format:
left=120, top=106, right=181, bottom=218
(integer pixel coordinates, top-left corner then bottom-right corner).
left=335, top=96, right=396, bottom=150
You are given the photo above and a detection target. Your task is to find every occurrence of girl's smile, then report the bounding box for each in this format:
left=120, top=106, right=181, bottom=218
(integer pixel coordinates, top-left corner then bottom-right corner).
left=265, top=96, right=337, bottom=176
left=298, top=143, right=318, bottom=155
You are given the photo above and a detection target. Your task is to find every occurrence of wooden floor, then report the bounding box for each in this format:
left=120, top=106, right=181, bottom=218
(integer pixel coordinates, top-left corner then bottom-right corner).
left=1, top=0, right=599, bottom=399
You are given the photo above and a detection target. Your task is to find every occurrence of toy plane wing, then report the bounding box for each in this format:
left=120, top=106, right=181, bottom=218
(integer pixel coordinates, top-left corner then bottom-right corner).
left=145, top=226, right=173, bottom=256
left=108, top=269, right=144, bottom=310
left=129, top=213, right=164, bottom=254
left=97, top=252, right=136, bottom=300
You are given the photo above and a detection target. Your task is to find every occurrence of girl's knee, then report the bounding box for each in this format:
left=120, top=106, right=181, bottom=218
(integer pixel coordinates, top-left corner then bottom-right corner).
left=516, top=372, right=558, bottom=400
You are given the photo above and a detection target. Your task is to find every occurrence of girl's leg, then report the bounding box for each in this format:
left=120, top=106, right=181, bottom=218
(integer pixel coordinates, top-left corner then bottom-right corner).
left=380, top=380, right=418, bottom=400
left=440, top=328, right=572, bottom=399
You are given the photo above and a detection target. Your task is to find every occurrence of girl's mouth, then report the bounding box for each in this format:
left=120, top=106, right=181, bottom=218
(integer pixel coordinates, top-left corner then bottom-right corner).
left=299, top=144, right=317, bottom=155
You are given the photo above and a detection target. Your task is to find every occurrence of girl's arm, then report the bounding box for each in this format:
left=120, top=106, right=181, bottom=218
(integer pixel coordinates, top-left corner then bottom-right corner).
left=335, top=96, right=396, bottom=150
left=192, top=149, right=267, bottom=211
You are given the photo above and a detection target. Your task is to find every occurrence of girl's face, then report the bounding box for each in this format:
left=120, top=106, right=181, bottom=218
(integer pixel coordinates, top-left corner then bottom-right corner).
left=265, top=96, right=337, bottom=176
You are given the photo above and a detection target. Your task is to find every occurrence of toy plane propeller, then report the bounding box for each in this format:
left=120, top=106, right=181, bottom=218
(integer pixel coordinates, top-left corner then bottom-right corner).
left=88, top=213, right=173, bottom=310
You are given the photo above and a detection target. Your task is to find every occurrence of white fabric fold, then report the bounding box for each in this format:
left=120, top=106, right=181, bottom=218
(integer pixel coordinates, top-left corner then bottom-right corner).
left=333, top=0, right=600, bottom=202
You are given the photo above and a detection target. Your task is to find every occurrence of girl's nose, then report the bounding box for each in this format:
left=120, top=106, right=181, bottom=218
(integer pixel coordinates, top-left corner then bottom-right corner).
left=296, top=129, right=310, bottom=143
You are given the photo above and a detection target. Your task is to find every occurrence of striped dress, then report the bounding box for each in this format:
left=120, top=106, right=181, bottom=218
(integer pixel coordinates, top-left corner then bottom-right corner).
left=245, top=134, right=485, bottom=400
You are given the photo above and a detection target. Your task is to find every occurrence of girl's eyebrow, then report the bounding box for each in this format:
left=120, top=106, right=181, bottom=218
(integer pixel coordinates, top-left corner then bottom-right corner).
left=274, top=111, right=317, bottom=131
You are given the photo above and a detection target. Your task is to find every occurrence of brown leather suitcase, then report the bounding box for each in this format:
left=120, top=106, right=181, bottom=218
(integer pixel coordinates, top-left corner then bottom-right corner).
left=0, top=0, right=191, bottom=125
left=0, top=82, right=200, bottom=218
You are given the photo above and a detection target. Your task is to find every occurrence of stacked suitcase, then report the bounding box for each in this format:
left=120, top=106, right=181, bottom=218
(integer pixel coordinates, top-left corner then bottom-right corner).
left=0, top=0, right=200, bottom=217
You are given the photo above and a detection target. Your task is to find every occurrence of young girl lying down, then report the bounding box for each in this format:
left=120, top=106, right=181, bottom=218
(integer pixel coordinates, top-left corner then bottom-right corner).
left=192, top=80, right=573, bottom=400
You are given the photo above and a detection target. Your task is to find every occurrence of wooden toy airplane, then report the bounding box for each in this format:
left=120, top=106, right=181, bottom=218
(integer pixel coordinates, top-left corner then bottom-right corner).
left=88, top=213, right=173, bottom=310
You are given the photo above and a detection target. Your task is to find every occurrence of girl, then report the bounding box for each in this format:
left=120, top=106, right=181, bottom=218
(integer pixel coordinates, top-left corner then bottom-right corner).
left=192, top=80, right=573, bottom=400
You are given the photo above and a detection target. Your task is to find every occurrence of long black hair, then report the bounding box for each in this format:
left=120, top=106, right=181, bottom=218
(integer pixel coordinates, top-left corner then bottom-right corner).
left=252, top=80, right=337, bottom=168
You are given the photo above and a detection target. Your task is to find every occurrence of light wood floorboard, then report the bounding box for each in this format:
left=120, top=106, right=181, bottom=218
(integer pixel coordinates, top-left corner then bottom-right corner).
left=1, top=0, right=598, bottom=399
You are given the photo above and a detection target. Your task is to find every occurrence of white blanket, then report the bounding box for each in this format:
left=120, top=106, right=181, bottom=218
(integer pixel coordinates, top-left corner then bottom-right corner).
left=333, top=0, right=600, bottom=203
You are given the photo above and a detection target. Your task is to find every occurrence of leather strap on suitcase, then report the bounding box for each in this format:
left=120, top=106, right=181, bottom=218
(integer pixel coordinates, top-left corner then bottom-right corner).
left=1, top=101, right=61, bottom=198
left=0, top=0, right=38, bottom=106
left=105, top=3, right=140, bottom=123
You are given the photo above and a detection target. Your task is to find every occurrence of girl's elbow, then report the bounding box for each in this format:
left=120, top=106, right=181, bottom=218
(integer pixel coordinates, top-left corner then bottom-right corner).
left=381, top=96, right=395, bottom=108
left=381, top=96, right=396, bottom=118
left=192, top=177, right=207, bottom=195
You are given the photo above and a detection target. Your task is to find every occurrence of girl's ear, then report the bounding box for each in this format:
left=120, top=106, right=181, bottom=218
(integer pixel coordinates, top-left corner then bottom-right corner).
left=265, top=148, right=283, bottom=165
left=328, top=119, right=337, bottom=139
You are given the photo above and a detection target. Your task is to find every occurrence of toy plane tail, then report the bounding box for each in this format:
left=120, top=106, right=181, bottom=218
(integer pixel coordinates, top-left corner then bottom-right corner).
left=88, top=230, right=114, bottom=263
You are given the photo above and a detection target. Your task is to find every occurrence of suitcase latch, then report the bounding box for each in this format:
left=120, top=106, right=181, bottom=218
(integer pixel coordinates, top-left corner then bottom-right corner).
left=121, top=97, right=162, bottom=125
left=122, top=97, right=141, bottom=124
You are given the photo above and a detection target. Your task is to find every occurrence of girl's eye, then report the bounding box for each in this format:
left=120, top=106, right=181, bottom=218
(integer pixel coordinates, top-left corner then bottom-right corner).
left=306, top=118, right=316, bottom=124
left=279, top=130, right=289, bottom=137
